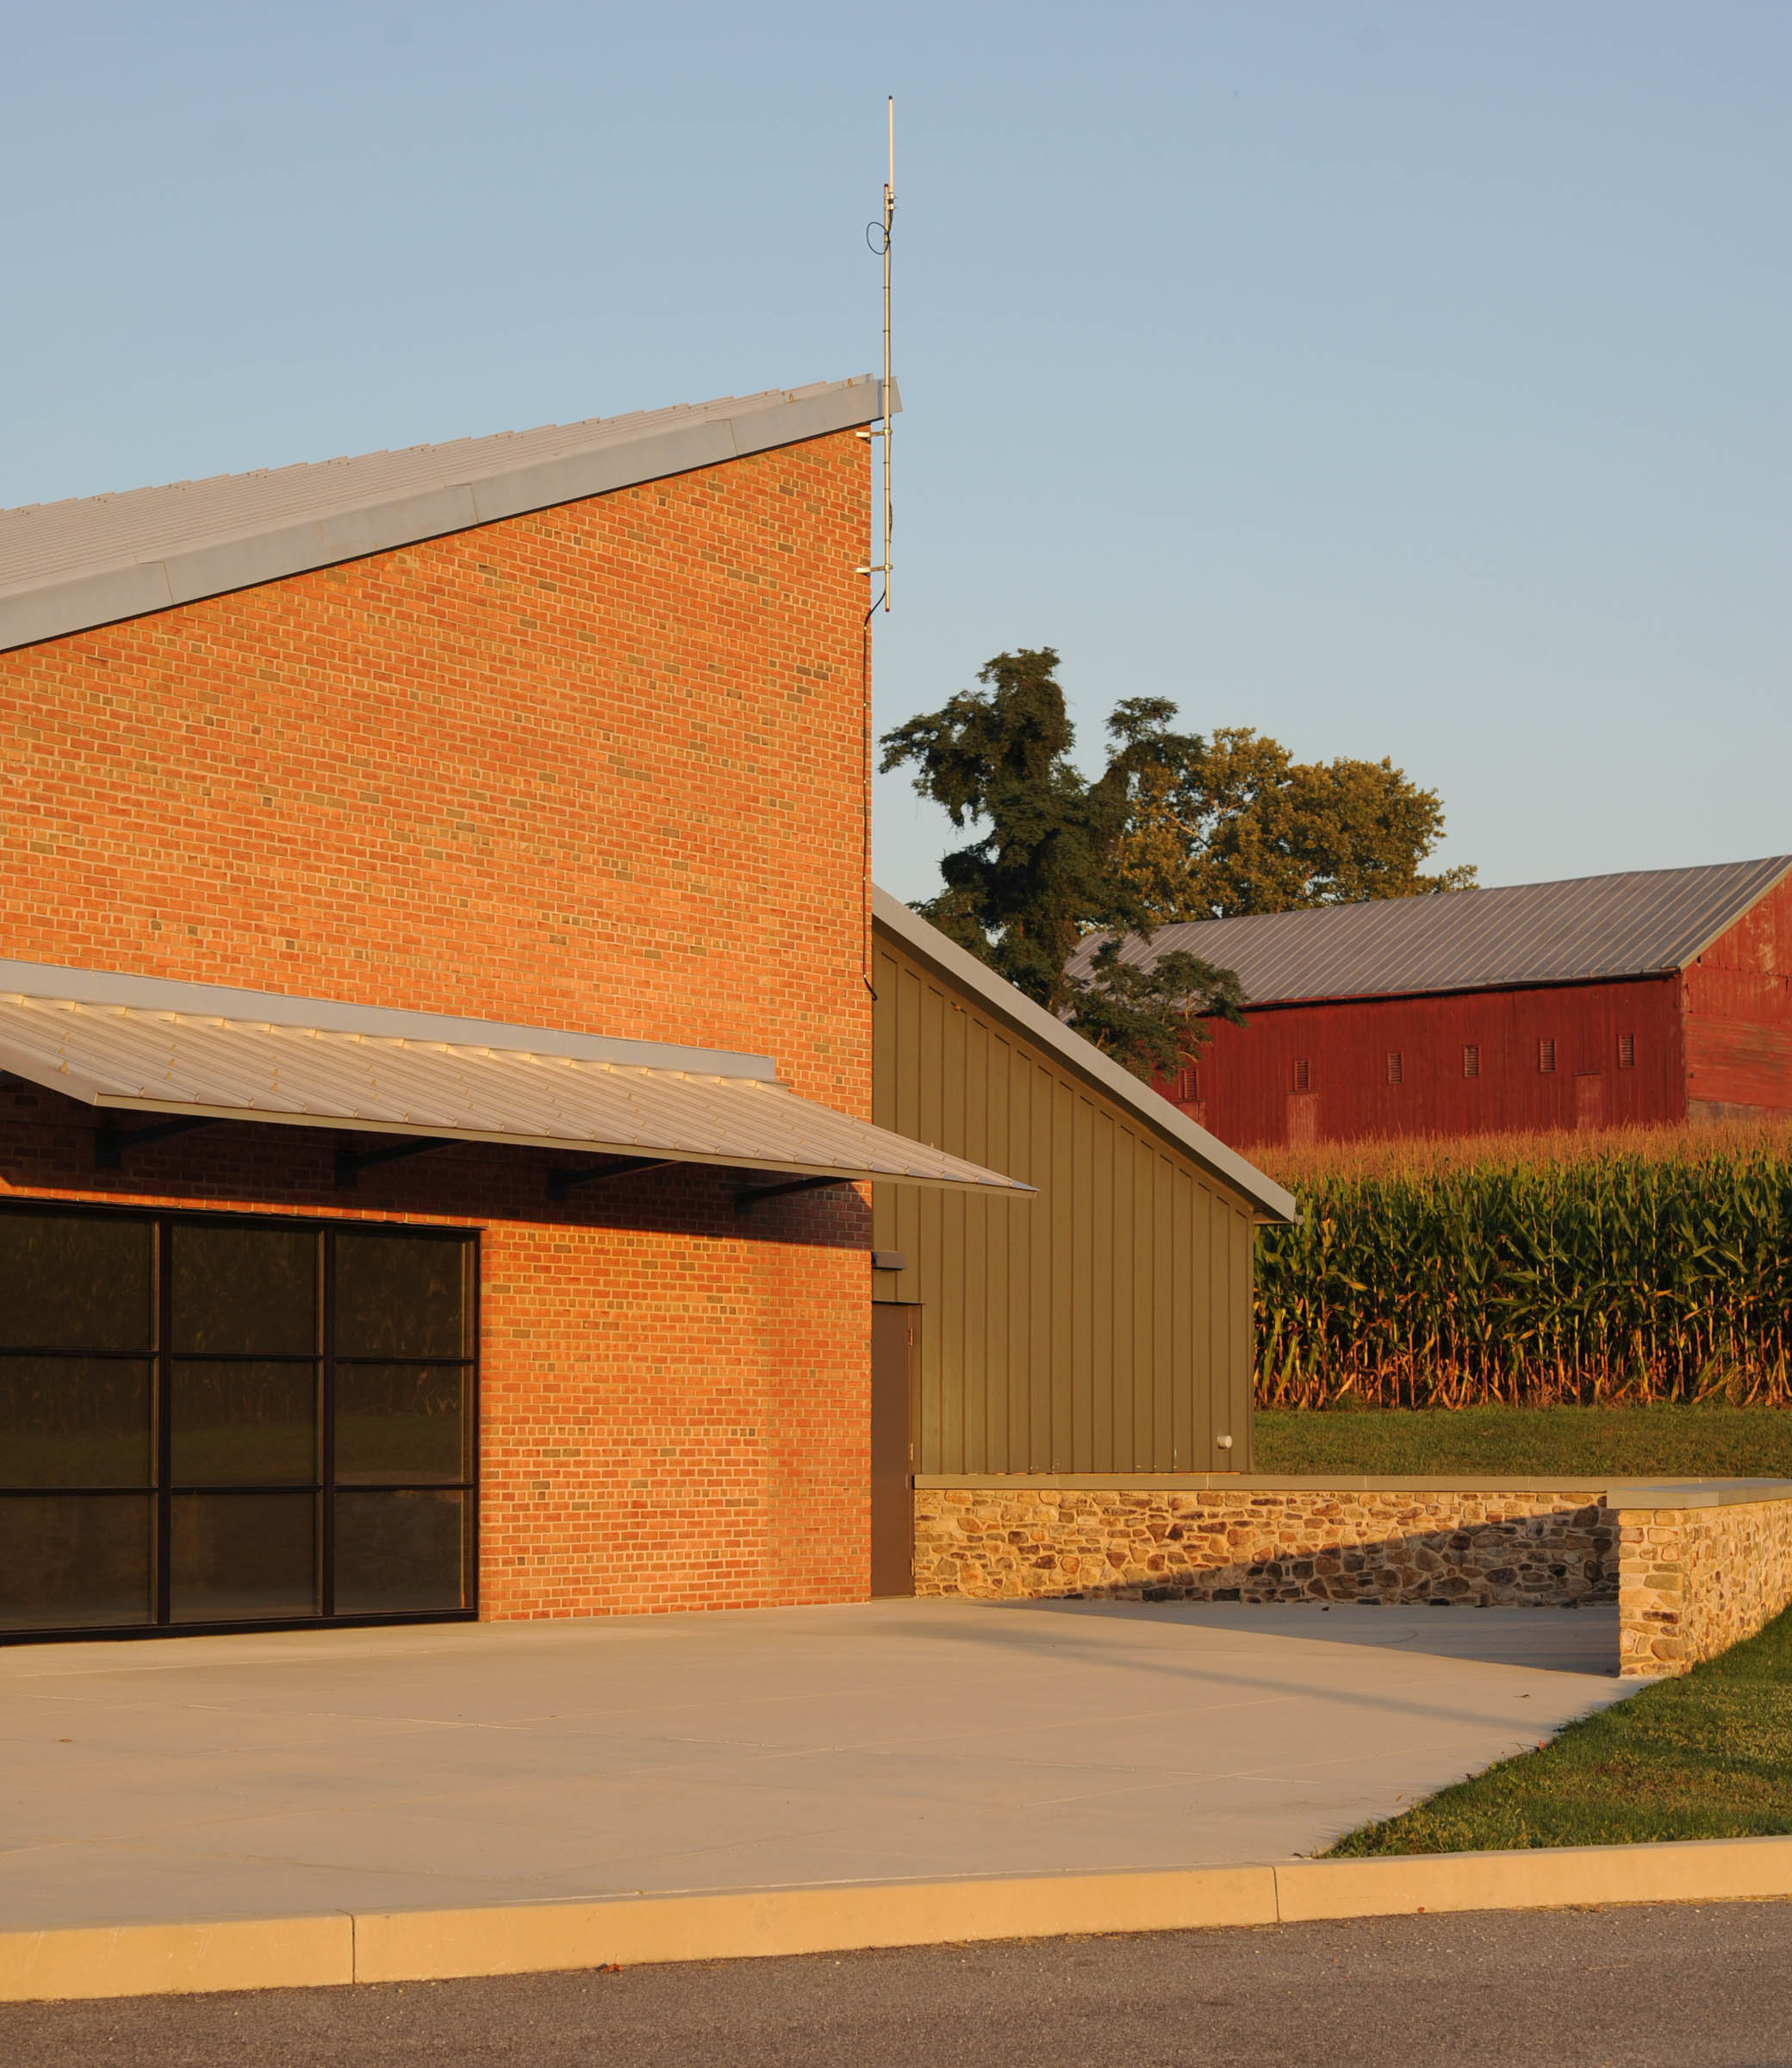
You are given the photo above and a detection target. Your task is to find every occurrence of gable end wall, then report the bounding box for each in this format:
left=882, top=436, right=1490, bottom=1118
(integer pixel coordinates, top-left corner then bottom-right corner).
left=1683, top=875, right=1792, bottom=1121
left=870, top=926, right=1256, bottom=1476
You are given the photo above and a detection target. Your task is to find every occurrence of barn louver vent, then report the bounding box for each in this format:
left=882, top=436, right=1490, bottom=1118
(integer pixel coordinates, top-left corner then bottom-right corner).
left=1291, top=1057, right=1310, bottom=1092
left=1539, top=1038, right=1556, bottom=1073
left=1619, top=1033, right=1635, bottom=1068
left=1463, top=1044, right=1481, bottom=1078
left=1386, top=1051, right=1403, bottom=1085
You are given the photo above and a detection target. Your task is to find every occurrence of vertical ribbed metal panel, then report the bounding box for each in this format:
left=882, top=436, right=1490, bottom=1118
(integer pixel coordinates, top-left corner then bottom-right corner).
left=871, top=931, right=1260, bottom=1474
left=1162, top=975, right=1686, bottom=1150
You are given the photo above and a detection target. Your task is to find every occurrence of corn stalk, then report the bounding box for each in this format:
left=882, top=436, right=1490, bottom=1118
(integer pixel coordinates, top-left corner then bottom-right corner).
left=1254, top=1125, right=1792, bottom=1407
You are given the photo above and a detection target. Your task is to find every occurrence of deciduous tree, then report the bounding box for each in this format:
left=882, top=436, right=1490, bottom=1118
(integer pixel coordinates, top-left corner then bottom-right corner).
left=1115, top=725, right=1477, bottom=923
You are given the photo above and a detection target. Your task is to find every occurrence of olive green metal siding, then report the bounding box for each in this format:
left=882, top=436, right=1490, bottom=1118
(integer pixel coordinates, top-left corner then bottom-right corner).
left=871, top=930, right=1258, bottom=1475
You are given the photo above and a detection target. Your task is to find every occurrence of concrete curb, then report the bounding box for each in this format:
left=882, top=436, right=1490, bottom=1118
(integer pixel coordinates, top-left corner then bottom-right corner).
left=8, top=1837, right=1792, bottom=2003
left=0, top=1915, right=352, bottom=2003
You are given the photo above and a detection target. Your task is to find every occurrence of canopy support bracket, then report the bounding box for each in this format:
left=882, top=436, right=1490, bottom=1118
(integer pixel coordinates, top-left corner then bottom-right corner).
left=95, top=1116, right=222, bottom=1170
left=734, top=1174, right=853, bottom=1213
left=548, top=1156, right=674, bottom=1201
left=334, top=1137, right=455, bottom=1188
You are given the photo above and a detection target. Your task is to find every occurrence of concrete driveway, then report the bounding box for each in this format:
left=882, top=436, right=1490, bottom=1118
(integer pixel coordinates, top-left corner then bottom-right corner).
left=0, top=1600, right=1632, bottom=1931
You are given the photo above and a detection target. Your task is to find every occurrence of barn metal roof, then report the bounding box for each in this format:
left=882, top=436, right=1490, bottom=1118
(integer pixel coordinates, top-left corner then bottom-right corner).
left=0, top=374, right=895, bottom=654
left=872, top=888, right=1297, bottom=1224
left=0, top=957, right=1028, bottom=1196
left=1072, top=856, right=1792, bottom=1008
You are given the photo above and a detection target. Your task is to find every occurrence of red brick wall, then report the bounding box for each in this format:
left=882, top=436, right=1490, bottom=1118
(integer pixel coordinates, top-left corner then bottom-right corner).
left=1154, top=976, right=1684, bottom=1149
left=0, top=429, right=876, bottom=1616
left=1683, top=875, right=1792, bottom=1120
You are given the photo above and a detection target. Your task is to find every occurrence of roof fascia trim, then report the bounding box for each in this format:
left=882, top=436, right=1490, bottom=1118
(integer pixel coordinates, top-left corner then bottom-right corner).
left=54, top=1092, right=1012, bottom=1188
left=0, top=376, right=899, bottom=655
left=0, top=957, right=777, bottom=1080
left=1233, top=968, right=1685, bottom=1013
left=870, top=888, right=1297, bottom=1224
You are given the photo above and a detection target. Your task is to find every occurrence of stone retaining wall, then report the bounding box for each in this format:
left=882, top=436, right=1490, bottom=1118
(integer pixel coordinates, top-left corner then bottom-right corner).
left=912, top=1485, right=1615, bottom=1611
left=913, top=1478, right=1792, bottom=1677
left=1620, top=1497, right=1792, bottom=1675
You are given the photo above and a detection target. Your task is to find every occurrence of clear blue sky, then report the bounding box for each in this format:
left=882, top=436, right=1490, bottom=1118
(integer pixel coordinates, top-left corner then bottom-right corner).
left=6, top=3, right=1786, bottom=904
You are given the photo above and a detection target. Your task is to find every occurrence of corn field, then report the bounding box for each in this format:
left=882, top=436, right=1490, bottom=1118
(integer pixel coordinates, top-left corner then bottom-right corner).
left=1253, top=1123, right=1792, bottom=1408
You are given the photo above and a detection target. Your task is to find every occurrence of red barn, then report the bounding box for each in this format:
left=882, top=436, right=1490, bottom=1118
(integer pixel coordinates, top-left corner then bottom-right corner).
left=1094, top=858, right=1792, bottom=1150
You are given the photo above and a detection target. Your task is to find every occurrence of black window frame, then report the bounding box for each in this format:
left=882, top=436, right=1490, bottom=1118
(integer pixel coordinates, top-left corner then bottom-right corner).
left=0, top=1199, right=479, bottom=1646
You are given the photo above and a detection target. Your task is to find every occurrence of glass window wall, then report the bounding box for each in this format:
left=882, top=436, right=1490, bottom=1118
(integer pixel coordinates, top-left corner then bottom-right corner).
left=0, top=1207, right=476, bottom=1638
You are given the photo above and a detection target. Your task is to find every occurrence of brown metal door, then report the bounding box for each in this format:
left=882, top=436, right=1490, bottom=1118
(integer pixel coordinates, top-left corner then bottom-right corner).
left=1575, top=1073, right=1605, bottom=1131
left=870, top=1304, right=915, bottom=1598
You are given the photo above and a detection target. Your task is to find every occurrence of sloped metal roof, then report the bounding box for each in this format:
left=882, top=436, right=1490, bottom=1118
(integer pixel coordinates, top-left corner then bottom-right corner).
left=1071, top=856, right=1792, bottom=1008
left=0, top=962, right=1027, bottom=1195
left=872, top=888, right=1297, bottom=1223
left=0, top=374, right=894, bottom=654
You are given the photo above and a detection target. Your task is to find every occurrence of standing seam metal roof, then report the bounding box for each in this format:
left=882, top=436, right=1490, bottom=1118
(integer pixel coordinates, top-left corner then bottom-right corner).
left=0, top=374, right=894, bottom=654
left=1070, top=856, right=1792, bottom=1007
left=0, top=960, right=1028, bottom=1195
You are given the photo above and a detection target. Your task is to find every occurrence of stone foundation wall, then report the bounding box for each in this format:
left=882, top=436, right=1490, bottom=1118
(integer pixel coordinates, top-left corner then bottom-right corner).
left=913, top=1485, right=1615, bottom=1610
left=1620, top=1498, right=1792, bottom=1676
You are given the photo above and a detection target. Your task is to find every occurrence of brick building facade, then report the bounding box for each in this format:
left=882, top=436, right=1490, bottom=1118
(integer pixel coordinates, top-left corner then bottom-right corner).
left=0, top=379, right=1034, bottom=1636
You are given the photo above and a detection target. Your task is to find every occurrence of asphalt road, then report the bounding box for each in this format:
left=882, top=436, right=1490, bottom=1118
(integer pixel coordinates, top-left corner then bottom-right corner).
left=9, top=1901, right=1792, bottom=2066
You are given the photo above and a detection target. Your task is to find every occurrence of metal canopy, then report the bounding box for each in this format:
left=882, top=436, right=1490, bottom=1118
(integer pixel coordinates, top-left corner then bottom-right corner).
left=0, top=990, right=1030, bottom=1197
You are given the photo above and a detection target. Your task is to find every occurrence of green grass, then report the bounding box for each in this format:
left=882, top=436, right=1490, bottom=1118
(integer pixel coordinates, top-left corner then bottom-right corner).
left=1254, top=1404, right=1792, bottom=1479
left=1328, top=1603, right=1792, bottom=1853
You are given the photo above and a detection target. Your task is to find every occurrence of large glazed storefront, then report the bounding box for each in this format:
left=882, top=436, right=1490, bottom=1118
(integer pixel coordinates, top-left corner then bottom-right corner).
left=2, top=1205, right=476, bottom=1637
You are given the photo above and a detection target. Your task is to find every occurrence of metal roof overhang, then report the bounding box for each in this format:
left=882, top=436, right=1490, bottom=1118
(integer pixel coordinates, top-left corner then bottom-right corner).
left=0, top=981, right=1031, bottom=1198
left=0, top=375, right=899, bottom=656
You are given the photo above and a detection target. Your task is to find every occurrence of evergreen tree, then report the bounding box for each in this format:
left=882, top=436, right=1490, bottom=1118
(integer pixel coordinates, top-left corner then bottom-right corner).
left=879, top=651, right=1245, bottom=1073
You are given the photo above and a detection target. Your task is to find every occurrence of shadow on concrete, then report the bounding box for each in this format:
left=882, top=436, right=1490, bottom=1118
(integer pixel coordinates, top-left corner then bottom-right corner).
left=900, top=1592, right=1623, bottom=1678
left=1016, top=1595, right=1621, bottom=1672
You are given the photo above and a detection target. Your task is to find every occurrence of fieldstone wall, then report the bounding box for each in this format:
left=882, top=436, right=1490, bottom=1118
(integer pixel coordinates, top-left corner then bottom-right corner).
left=912, top=1486, right=1615, bottom=1610
left=1619, top=1498, right=1792, bottom=1676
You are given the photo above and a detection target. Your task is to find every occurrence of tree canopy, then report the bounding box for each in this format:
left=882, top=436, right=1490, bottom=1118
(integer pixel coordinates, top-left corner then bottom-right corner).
left=880, top=649, right=1472, bottom=1078
left=1113, top=723, right=1478, bottom=924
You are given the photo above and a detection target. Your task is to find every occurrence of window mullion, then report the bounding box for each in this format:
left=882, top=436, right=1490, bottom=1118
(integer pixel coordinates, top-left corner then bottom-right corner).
left=154, top=1218, right=172, bottom=1626
left=321, top=1227, right=336, bottom=1619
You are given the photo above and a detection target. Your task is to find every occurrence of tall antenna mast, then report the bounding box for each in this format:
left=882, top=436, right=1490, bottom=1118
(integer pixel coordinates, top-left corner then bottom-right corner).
left=859, top=97, right=894, bottom=611
left=880, top=95, right=893, bottom=612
